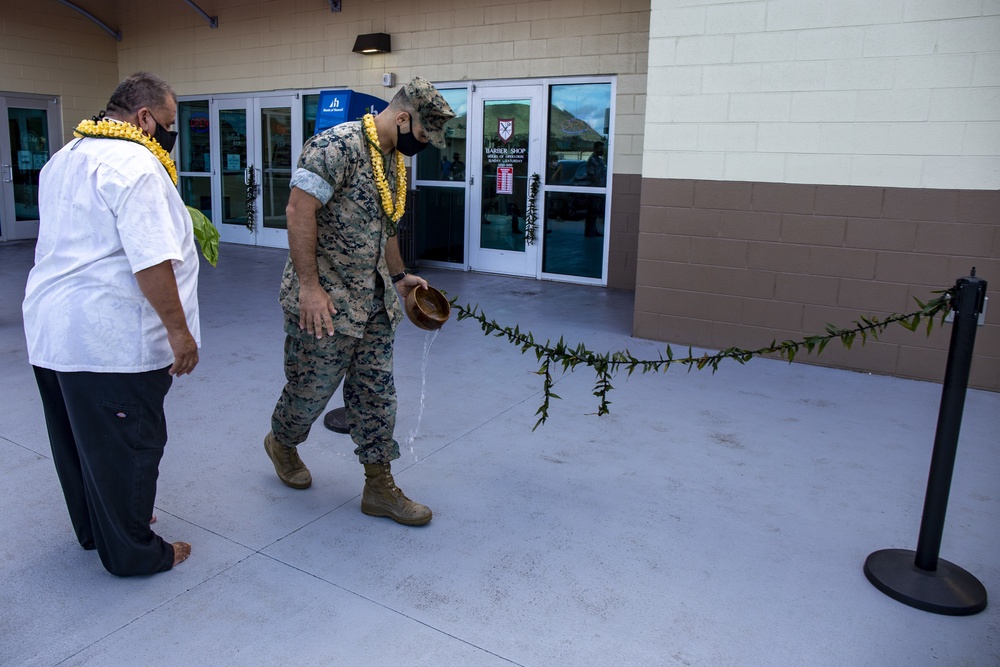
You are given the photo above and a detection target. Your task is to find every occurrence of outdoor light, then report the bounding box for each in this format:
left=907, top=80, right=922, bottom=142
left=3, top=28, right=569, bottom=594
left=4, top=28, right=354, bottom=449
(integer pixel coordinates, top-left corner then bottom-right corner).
left=352, top=33, right=391, bottom=54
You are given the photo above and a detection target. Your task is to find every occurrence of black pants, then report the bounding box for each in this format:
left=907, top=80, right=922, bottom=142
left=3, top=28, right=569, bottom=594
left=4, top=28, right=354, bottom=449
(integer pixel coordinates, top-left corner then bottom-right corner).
left=33, top=366, right=176, bottom=576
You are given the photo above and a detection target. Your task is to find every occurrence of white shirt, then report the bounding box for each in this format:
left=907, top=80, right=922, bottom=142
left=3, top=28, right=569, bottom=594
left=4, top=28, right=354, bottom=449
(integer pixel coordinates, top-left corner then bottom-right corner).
left=22, top=134, right=200, bottom=372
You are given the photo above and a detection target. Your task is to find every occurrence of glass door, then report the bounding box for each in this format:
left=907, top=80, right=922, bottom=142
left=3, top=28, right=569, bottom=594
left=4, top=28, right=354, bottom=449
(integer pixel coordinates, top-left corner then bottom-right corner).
left=211, top=95, right=302, bottom=249
left=177, top=99, right=212, bottom=232
left=412, top=87, right=469, bottom=267
left=541, top=81, right=613, bottom=283
left=213, top=99, right=252, bottom=245
left=468, top=85, right=543, bottom=277
left=0, top=96, right=60, bottom=242
left=256, top=97, right=299, bottom=248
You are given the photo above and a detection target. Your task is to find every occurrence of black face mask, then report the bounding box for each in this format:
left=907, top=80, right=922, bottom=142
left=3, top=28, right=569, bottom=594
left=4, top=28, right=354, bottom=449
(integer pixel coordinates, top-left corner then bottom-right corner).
left=149, top=113, right=178, bottom=153
left=396, top=120, right=429, bottom=157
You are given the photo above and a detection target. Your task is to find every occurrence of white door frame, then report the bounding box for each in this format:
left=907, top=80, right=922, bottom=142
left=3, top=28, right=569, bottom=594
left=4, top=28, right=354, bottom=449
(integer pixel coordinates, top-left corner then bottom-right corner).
left=212, top=98, right=253, bottom=246
left=0, top=94, right=61, bottom=242
left=256, top=95, right=301, bottom=249
left=210, top=93, right=302, bottom=249
left=468, top=83, right=544, bottom=278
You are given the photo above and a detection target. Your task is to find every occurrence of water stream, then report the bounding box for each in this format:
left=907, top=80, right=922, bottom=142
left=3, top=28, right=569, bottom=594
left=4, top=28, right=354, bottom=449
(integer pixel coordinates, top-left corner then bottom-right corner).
left=403, top=328, right=440, bottom=461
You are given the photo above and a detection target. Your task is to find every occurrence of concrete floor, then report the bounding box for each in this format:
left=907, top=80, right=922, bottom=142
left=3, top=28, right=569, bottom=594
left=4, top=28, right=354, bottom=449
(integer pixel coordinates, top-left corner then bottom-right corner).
left=1, top=240, right=997, bottom=667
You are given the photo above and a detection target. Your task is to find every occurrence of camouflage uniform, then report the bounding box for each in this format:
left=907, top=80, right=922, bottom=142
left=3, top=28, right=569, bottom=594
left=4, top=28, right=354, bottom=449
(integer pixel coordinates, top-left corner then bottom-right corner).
left=271, top=120, right=404, bottom=464
left=270, top=77, right=455, bottom=467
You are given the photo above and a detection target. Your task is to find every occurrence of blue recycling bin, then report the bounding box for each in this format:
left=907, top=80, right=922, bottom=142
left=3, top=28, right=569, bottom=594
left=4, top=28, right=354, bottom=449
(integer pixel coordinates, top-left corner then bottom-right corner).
left=314, top=90, right=388, bottom=134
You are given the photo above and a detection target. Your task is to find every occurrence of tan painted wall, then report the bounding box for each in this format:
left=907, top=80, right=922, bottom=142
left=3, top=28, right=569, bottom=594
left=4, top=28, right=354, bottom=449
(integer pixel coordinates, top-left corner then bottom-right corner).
left=0, top=0, right=119, bottom=147
left=2, top=0, right=651, bottom=290
left=114, top=0, right=650, bottom=176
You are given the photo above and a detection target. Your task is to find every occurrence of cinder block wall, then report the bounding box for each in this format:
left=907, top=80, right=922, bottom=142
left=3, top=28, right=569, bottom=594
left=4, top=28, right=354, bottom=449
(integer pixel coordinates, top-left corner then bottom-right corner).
left=0, top=0, right=119, bottom=147
left=3, top=0, right=650, bottom=287
left=117, top=0, right=650, bottom=288
left=609, top=173, right=643, bottom=288
left=638, top=1, right=999, bottom=390
left=635, top=179, right=999, bottom=389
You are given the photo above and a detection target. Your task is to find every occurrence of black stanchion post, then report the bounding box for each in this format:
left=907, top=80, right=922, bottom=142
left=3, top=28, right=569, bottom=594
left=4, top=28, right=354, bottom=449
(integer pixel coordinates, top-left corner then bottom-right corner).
left=864, top=270, right=988, bottom=616
left=323, top=406, right=350, bottom=434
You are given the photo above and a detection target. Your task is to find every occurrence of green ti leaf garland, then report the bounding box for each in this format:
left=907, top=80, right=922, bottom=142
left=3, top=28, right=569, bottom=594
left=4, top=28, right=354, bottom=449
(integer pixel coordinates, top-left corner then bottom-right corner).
left=453, top=289, right=954, bottom=430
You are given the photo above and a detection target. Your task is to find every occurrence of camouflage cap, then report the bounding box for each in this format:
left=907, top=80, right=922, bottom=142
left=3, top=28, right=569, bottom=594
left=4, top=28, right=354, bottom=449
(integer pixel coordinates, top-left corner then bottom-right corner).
left=402, top=77, right=455, bottom=149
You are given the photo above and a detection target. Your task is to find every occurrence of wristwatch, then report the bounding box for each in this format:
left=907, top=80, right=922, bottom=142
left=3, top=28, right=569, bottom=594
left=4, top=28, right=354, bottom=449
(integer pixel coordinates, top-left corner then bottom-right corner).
left=391, top=272, right=407, bottom=284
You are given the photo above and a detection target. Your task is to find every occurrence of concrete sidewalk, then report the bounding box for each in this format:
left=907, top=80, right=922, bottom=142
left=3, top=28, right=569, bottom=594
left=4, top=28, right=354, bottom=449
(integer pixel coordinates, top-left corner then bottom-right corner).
left=1, top=240, right=997, bottom=666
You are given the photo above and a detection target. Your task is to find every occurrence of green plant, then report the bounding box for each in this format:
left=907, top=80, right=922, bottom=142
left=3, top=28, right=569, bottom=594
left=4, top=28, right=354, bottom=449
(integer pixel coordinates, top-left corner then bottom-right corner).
left=245, top=168, right=257, bottom=232
left=454, top=290, right=954, bottom=430
left=524, top=173, right=540, bottom=244
left=186, top=206, right=220, bottom=266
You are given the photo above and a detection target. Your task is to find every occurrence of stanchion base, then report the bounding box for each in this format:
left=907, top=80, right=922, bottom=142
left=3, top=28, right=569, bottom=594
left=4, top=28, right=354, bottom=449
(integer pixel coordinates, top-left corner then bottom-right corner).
left=864, top=548, right=987, bottom=616
left=323, top=406, right=349, bottom=434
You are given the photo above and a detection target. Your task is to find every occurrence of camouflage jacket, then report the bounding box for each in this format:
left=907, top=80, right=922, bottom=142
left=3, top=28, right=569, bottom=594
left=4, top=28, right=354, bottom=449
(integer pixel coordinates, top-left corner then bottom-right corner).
left=280, top=121, right=403, bottom=338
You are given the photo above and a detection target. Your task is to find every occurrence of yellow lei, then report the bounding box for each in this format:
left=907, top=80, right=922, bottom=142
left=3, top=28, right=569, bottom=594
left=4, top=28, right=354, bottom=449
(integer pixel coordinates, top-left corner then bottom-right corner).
left=362, top=113, right=406, bottom=230
left=73, top=118, right=178, bottom=186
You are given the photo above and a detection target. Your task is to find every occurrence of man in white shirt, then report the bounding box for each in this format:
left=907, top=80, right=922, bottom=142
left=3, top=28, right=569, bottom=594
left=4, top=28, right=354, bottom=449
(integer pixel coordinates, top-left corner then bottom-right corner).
left=22, top=72, right=199, bottom=576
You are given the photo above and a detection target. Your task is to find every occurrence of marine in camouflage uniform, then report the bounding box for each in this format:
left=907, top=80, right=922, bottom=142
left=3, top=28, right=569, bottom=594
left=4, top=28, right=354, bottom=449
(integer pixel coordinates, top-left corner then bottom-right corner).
left=265, top=77, right=454, bottom=526
left=272, top=118, right=405, bottom=464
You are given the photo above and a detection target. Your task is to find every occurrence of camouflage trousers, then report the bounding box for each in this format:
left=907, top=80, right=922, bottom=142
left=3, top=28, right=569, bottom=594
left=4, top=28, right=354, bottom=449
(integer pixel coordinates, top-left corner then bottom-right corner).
left=270, top=306, right=399, bottom=464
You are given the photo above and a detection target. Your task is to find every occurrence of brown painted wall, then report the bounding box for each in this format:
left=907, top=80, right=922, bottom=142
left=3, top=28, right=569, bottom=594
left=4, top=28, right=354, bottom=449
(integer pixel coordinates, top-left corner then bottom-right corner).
left=633, top=178, right=1000, bottom=391
left=607, top=172, right=641, bottom=290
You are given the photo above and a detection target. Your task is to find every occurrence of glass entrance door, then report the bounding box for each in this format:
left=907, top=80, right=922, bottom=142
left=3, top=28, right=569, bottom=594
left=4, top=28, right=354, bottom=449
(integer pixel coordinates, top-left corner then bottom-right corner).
left=214, top=100, right=251, bottom=245
left=211, top=95, right=301, bottom=249
left=257, top=98, right=297, bottom=247
left=0, top=96, right=60, bottom=242
left=469, top=85, right=543, bottom=277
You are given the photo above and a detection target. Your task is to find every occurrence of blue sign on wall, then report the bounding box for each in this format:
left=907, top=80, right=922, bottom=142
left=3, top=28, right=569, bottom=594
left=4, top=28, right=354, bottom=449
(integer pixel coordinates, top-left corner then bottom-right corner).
left=315, top=90, right=388, bottom=134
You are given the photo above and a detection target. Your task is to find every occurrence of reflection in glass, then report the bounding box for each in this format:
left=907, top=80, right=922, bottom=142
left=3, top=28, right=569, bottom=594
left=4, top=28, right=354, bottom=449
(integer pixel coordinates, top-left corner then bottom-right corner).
left=219, top=109, right=247, bottom=226
left=416, top=88, right=468, bottom=182
left=543, top=82, right=611, bottom=281
left=480, top=99, right=529, bottom=253
left=303, top=94, right=319, bottom=140
left=542, top=192, right=604, bottom=279
left=180, top=176, right=212, bottom=220
left=546, top=83, right=611, bottom=181
left=415, top=186, right=465, bottom=264
left=178, top=100, right=210, bottom=173
left=6, top=108, right=49, bottom=221
left=261, top=106, right=292, bottom=230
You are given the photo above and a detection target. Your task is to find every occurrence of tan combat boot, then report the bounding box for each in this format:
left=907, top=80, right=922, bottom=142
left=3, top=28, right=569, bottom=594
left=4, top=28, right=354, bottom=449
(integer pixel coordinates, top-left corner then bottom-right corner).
left=264, top=431, right=312, bottom=489
left=361, top=463, right=432, bottom=526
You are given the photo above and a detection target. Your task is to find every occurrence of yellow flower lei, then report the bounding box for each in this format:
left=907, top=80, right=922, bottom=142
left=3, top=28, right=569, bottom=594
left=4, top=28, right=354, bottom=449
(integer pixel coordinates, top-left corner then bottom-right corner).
left=73, top=118, right=178, bottom=186
left=362, top=113, right=406, bottom=232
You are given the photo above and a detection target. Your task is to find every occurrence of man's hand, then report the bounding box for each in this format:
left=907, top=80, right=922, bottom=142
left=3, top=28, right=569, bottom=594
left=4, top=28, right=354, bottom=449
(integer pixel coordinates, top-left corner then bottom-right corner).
left=135, top=260, right=199, bottom=377
left=286, top=187, right=334, bottom=338
left=167, top=329, right=199, bottom=375
left=394, top=273, right=427, bottom=301
left=298, top=282, right=337, bottom=338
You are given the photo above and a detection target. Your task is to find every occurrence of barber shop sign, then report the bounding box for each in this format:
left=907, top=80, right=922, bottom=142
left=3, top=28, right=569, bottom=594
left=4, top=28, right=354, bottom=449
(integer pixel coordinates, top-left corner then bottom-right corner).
left=498, top=118, right=514, bottom=144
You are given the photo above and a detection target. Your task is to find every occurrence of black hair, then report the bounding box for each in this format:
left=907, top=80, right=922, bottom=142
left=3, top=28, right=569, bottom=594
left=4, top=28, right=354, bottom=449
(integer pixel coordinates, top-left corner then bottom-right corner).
left=387, top=86, right=417, bottom=117
left=105, top=72, right=175, bottom=116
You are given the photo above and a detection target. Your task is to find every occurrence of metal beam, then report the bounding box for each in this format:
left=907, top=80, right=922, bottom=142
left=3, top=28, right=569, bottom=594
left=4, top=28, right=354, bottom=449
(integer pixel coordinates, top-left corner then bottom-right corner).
left=181, top=0, right=219, bottom=29
left=56, top=0, right=121, bottom=41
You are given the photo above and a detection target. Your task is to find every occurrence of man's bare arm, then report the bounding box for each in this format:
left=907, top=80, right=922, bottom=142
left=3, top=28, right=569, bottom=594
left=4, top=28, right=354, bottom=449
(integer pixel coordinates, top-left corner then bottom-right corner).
left=135, top=261, right=198, bottom=375
left=286, top=186, right=336, bottom=338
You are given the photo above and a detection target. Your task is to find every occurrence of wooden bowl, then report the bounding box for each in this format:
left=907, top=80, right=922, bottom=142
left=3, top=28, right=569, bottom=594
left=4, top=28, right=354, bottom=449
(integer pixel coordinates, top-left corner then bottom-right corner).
left=404, top=284, right=451, bottom=330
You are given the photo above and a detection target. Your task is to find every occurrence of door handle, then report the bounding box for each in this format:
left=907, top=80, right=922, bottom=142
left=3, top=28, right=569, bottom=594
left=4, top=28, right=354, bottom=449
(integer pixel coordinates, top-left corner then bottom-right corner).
left=1, top=164, right=10, bottom=183
left=245, top=166, right=262, bottom=185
